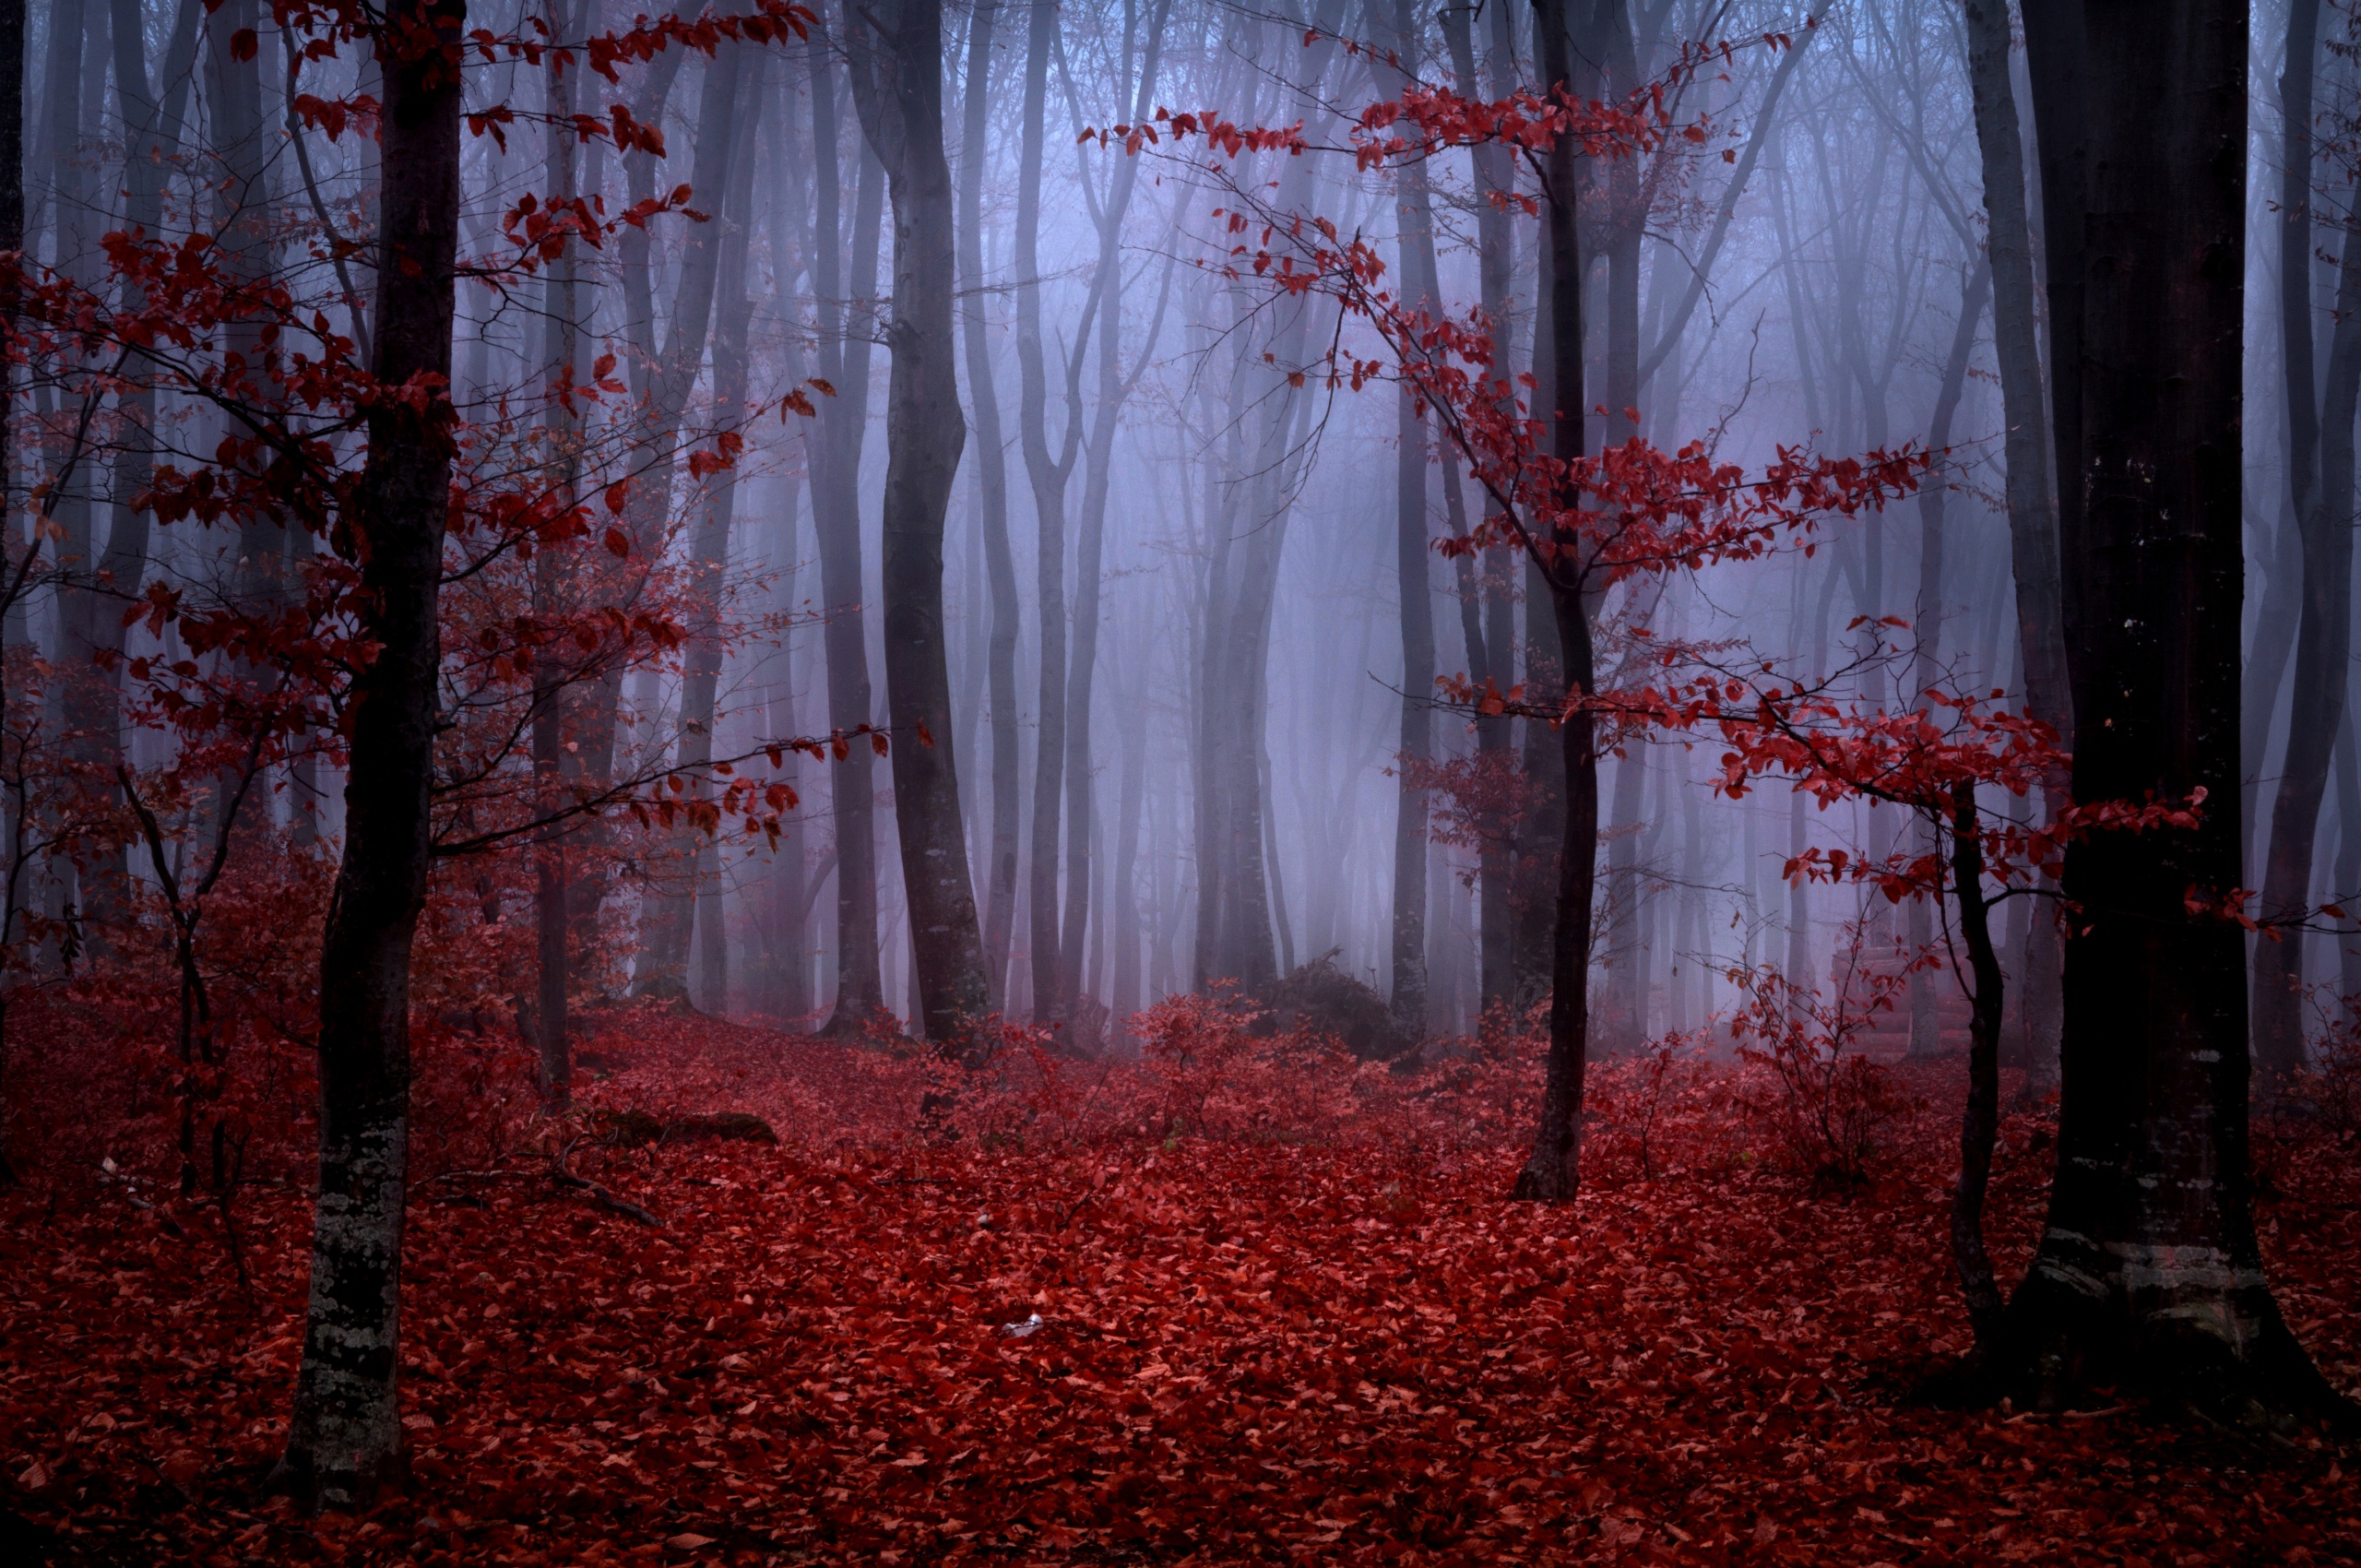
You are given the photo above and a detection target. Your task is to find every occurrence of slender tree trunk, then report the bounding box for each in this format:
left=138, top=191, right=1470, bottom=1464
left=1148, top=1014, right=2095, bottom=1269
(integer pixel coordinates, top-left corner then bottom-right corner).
left=1382, top=0, right=1435, bottom=1033
left=535, top=0, right=582, bottom=1103
left=1014, top=0, right=1082, bottom=1023
left=1513, top=0, right=1598, bottom=1204
left=630, top=42, right=753, bottom=998
left=2256, top=0, right=2325, bottom=897
left=274, top=0, right=462, bottom=1503
left=956, top=0, right=1021, bottom=1009
left=849, top=0, right=990, bottom=1042
left=1909, top=257, right=1991, bottom=1057
left=1059, top=0, right=1170, bottom=1017
left=2005, top=0, right=2349, bottom=1422
left=1513, top=219, right=1567, bottom=1009
left=75, top=0, right=199, bottom=937
left=636, top=49, right=758, bottom=999
left=1109, top=706, right=1145, bottom=1041
left=1967, top=0, right=2073, bottom=1088
left=2334, top=711, right=2361, bottom=1011
left=2255, top=0, right=2356, bottom=1076
left=1947, top=781, right=2008, bottom=1356
left=569, top=40, right=680, bottom=987
left=1442, top=0, right=1519, bottom=1015
left=1389, top=362, right=1432, bottom=1030
left=2244, top=526, right=2303, bottom=867
left=810, top=38, right=888, bottom=1029
left=0, top=0, right=21, bottom=1187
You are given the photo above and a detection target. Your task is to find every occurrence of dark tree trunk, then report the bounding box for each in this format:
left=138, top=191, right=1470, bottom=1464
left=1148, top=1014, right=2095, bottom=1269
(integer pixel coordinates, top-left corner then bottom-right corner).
left=811, top=38, right=889, bottom=1029
left=848, top=0, right=990, bottom=1042
left=0, top=0, right=20, bottom=1186
left=2005, top=0, right=2348, bottom=1424
left=535, top=0, right=582, bottom=1102
left=1947, top=781, right=2008, bottom=1355
left=273, top=0, right=462, bottom=1503
left=1513, top=0, right=1598, bottom=1204
left=955, top=0, right=1021, bottom=1009
left=1512, top=188, right=1568, bottom=1011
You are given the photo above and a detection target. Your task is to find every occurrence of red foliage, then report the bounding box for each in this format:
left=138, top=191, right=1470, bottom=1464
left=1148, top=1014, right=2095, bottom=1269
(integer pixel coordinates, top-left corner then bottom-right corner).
left=6, top=1012, right=2357, bottom=1563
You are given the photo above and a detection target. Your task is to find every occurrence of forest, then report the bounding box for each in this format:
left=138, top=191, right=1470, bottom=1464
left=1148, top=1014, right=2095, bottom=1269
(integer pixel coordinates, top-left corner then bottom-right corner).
left=1, top=0, right=2358, bottom=1561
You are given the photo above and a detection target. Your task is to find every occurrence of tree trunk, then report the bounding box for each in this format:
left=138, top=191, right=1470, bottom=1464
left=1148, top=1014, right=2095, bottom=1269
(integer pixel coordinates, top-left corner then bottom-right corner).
left=0, top=0, right=20, bottom=1186
left=1947, top=781, right=2008, bottom=1356
left=1513, top=0, right=1597, bottom=1204
left=1382, top=0, right=1434, bottom=1034
left=1014, top=0, right=1083, bottom=1024
left=629, top=41, right=753, bottom=999
left=848, top=0, right=990, bottom=1043
left=955, top=0, right=1021, bottom=1009
left=1109, top=706, right=1145, bottom=1041
left=535, top=0, right=582, bottom=1103
left=1389, top=361, right=1432, bottom=1030
left=1513, top=236, right=1568, bottom=1010
left=2335, top=712, right=2361, bottom=1012
left=636, top=46, right=758, bottom=1000
left=274, top=0, right=462, bottom=1503
left=1442, top=0, right=1519, bottom=1015
left=1908, top=256, right=1991, bottom=1058
left=1059, top=0, right=1171, bottom=1020
left=75, top=0, right=200, bottom=937
left=1966, top=0, right=2073, bottom=1087
left=810, top=37, right=888, bottom=1029
left=2255, top=0, right=2355, bottom=1078
left=2004, top=0, right=2349, bottom=1424
left=2261, top=0, right=2324, bottom=896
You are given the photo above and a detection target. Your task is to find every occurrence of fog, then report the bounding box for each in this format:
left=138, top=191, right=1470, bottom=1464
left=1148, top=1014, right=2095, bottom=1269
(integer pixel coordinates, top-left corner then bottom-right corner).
left=17, top=0, right=2348, bottom=1067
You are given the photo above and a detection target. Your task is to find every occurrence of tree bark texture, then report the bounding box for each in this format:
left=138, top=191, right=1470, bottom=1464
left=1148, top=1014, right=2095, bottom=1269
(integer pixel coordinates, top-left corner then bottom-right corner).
left=535, top=0, right=582, bottom=1100
left=2008, top=0, right=2349, bottom=1423
left=276, top=0, right=463, bottom=1502
left=849, top=0, right=991, bottom=1042
left=1513, top=0, right=1597, bottom=1204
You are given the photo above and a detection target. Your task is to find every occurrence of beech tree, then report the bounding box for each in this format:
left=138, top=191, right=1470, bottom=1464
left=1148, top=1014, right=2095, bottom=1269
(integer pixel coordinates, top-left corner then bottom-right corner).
left=2003, top=0, right=2348, bottom=1420
left=275, top=0, right=467, bottom=1500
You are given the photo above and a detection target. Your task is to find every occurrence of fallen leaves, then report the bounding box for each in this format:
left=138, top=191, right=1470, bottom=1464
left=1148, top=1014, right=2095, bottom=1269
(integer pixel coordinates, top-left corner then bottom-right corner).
left=1, top=1012, right=2356, bottom=1564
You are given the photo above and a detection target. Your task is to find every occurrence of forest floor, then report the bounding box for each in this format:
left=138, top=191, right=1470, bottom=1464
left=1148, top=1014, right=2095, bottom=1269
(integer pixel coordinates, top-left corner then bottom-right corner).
left=3, top=1005, right=2359, bottom=1565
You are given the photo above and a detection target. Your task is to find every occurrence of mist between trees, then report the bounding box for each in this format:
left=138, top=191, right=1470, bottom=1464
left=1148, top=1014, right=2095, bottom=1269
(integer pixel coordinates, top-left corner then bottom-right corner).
left=0, top=0, right=2354, bottom=1512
